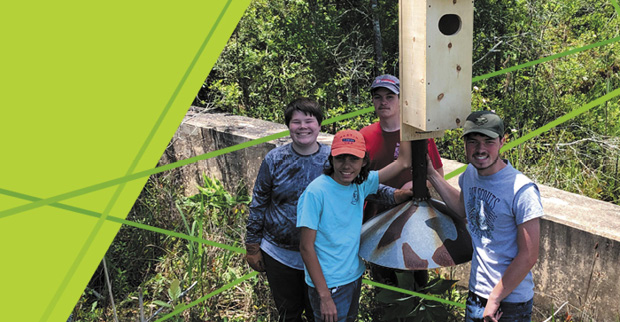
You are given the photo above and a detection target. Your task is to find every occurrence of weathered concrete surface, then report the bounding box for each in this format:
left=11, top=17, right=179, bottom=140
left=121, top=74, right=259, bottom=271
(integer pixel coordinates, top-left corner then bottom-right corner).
left=165, top=111, right=620, bottom=321
left=164, top=110, right=332, bottom=195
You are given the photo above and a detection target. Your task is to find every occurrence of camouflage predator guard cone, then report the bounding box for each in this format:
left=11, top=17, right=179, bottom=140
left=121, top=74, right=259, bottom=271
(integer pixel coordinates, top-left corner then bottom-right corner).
left=359, top=140, right=473, bottom=270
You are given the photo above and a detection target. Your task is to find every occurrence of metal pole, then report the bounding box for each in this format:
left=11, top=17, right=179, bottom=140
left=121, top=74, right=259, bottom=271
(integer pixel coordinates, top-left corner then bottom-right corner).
left=410, top=139, right=429, bottom=201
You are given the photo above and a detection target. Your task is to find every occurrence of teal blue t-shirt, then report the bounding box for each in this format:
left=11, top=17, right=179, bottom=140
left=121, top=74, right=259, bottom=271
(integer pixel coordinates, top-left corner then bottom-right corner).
left=296, top=171, right=379, bottom=288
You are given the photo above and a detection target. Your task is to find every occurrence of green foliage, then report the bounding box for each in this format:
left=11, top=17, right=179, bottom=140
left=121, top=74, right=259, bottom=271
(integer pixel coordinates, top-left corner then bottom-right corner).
left=375, top=272, right=464, bottom=322
left=196, top=0, right=383, bottom=128
left=73, top=174, right=272, bottom=321
left=205, top=0, right=620, bottom=206
left=76, top=0, right=620, bottom=320
left=437, top=0, right=620, bottom=205
left=186, top=174, right=251, bottom=210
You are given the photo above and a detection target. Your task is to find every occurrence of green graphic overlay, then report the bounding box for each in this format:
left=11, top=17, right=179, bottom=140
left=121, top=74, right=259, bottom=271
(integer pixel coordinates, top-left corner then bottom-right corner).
left=4, top=84, right=619, bottom=224
left=3, top=80, right=618, bottom=319
left=38, top=2, right=239, bottom=319
left=1, top=0, right=618, bottom=320
left=363, top=280, right=466, bottom=308
left=0, top=0, right=251, bottom=321
left=472, top=35, right=620, bottom=83
left=611, top=0, right=620, bottom=15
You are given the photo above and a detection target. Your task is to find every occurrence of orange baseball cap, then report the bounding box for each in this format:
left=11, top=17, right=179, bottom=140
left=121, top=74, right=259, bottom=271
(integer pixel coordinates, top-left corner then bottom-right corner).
left=331, top=129, right=366, bottom=158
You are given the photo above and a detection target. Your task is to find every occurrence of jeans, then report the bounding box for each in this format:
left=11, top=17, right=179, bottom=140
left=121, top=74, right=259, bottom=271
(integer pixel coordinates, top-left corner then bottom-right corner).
left=263, top=251, right=314, bottom=322
left=465, top=291, right=533, bottom=322
left=308, top=277, right=362, bottom=322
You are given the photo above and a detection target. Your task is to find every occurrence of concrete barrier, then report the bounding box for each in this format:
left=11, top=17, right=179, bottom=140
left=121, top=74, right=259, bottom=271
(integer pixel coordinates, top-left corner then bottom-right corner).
left=163, top=110, right=620, bottom=321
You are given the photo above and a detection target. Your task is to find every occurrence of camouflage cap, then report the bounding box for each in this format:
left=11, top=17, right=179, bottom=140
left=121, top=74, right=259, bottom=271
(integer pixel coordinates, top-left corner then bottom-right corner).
left=462, top=110, right=504, bottom=139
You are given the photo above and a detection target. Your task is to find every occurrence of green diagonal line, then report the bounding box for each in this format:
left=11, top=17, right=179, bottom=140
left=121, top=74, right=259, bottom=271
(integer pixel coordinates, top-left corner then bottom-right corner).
left=442, top=87, right=620, bottom=181
left=4, top=84, right=619, bottom=222
left=363, top=279, right=465, bottom=308
left=500, top=87, right=620, bottom=150
left=0, top=188, right=104, bottom=217
left=4, top=36, right=619, bottom=221
left=445, top=165, right=467, bottom=180
left=473, top=35, right=620, bottom=83
left=39, top=190, right=122, bottom=322
left=37, top=1, right=236, bottom=320
left=155, top=271, right=259, bottom=321
left=112, top=216, right=246, bottom=253
left=0, top=187, right=245, bottom=253
left=610, top=0, right=620, bottom=16
left=322, top=107, right=375, bottom=125
left=0, top=107, right=376, bottom=219
left=0, top=130, right=289, bottom=219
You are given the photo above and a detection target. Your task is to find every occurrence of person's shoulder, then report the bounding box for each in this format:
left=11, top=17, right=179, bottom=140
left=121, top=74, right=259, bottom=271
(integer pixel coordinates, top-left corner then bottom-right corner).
left=305, top=174, right=330, bottom=192
left=503, top=161, right=528, bottom=178
left=360, top=170, right=379, bottom=186
left=463, top=163, right=476, bottom=174
left=317, top=142, right=331, bottom=155
left=309, top=173, right=329, bottom=183
left=513, top=168, right=535, bottom=189
left=360, top=122, right=380, bottom=135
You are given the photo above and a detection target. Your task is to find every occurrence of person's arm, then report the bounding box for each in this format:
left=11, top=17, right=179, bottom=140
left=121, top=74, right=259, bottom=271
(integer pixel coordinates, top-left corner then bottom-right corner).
left=435, top=166, right=445, bottom=178
left=366, top=184, right=412, bottom=205
left=377, top=141, right=412, bottom=184
left=483, top=218, right=540, bottom=321
left=245, top=159, right=273, bottom=272
left=426, top=154, right=465, bottom=220
left=300, top=227, right=338, bottom=322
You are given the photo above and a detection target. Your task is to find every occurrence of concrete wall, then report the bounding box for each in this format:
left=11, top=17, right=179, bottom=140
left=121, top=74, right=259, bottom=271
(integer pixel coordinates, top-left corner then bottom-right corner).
left=162, top=110, right=333, bottom=195
left=164, top=110, right=620, bottom=321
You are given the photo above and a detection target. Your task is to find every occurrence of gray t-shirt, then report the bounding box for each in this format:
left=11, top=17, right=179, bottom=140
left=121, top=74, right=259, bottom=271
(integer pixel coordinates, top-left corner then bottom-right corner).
left=459, top=160, right=544, bottom=302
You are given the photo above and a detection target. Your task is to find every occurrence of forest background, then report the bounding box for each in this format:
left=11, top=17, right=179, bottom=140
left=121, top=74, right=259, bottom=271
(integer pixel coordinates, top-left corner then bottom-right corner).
left=72, top=0, right=620, bottom=321
left=198, top=0, right=620, bottom=204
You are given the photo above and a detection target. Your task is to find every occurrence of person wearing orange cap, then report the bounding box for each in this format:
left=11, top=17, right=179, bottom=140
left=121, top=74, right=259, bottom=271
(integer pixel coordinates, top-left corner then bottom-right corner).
left=246, top=98, right=410, bottom=322
left=297, top=129, right=412, bottom=322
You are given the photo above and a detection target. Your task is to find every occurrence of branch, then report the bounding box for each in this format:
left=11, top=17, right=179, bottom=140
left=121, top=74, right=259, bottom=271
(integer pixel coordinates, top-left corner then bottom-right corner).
left=473, top=40, right=503, bottom=66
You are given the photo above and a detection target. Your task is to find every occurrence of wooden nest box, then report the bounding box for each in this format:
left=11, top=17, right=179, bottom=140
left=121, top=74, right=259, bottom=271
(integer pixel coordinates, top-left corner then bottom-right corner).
left=399, top=0, right=474, bottom=141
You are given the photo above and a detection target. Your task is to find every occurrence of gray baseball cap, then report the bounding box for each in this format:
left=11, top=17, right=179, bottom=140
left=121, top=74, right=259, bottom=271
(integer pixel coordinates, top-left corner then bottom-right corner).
left=462, top=111, right=504, bottom=138
left=370, top=74, right=400, bottom=95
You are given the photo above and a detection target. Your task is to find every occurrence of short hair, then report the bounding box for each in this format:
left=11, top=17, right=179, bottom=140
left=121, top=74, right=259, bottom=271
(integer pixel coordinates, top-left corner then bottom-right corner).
left=323, top=153, right=371, bottom=185
left=284, top=98, right=324, bottom=127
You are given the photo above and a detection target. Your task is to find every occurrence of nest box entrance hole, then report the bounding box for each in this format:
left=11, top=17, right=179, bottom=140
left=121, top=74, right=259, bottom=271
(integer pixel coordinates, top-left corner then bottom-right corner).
left=438, top=14, right=461, bottom=36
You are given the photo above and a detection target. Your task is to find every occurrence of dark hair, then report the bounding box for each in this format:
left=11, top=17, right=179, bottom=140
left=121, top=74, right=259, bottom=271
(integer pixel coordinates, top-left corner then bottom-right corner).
left=284, top=98, right=324, bottom=127
left=323, top=153, right=371, bottom=185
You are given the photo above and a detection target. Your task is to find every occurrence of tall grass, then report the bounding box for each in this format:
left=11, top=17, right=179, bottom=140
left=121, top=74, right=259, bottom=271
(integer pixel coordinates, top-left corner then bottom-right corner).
left=72, top=170, right=470, bottom=321
left=71, top=163, right=616, bottom=321
left=71, top=171, right=276, bottom=321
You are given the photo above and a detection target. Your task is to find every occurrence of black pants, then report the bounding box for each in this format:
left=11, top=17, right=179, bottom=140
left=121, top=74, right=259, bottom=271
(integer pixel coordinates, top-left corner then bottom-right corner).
left=263, top=251, right=314, bottom=322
